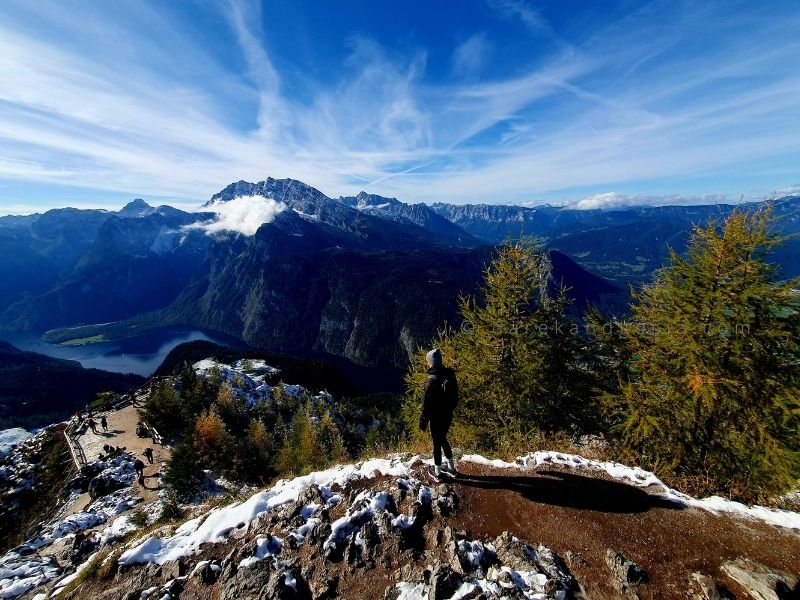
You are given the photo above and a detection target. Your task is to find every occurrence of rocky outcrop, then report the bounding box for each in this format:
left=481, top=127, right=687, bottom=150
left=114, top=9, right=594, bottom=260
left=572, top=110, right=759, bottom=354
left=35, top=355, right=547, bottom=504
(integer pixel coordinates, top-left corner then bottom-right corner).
left=79, top=474, right=581, bottom=600
left=721, top=558, right=799, bottom=600
left=605, top=549, right=648, bottom=598
left=689, top=572, right=735, bottom=600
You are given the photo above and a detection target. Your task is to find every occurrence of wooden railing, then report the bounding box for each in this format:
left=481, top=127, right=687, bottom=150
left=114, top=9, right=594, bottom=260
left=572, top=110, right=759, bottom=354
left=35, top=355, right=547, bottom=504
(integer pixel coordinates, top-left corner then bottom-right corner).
left=63, top=418, right=87, bottom=469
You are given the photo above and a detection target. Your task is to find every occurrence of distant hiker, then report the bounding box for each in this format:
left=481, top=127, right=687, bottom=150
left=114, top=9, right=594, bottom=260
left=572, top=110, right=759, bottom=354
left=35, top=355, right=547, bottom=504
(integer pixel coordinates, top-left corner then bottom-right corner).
left=86, top=418, right=98, bottom=434
left=100, top=415, right=108, bottom=432
left=143, top=447, right=154, bottom=464
left=72, top=530, right=86, bottom=552
left=136, top=422, right=149, bottom=438
left=420, top=349, right=458, bottom=482
left=134, top=458, right=145, bottom=485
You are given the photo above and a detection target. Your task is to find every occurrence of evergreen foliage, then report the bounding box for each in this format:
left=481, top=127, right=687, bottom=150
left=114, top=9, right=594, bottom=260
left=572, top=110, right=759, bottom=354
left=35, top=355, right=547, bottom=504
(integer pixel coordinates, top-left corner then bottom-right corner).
left=140, top=381, right=183, bottom=437
left=604, top=208, right=800, bottom=502
left=162, top=440, right=203, bottom=501
left=404, top=241, right=599, bottom=450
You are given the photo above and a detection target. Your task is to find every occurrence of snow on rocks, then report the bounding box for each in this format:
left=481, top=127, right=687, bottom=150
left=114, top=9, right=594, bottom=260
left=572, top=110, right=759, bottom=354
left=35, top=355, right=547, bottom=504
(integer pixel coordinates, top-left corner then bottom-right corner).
left=0, top=451, right=142, bottom=598
left=0, top=429, right=32, bottom=461
left=119, top=455, right=417, bottom=566
left=0, top=429, right=51, bottom=499
left=387, top=531, right=576, bottom=600
left=238, top=535, right=283, bottom=569
left=0, top=554, right=60, bottom=599
left=192, top=359, right=274, bottom=405
left=323, top=489, right=392, bottom=557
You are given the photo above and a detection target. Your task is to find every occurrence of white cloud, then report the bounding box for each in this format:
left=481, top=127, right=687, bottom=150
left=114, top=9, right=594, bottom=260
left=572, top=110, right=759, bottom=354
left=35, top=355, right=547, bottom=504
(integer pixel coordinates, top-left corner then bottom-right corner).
left=452, top=33, right=491, bottom=77
left=572, top=192, right=632, bottom=210
left=570, top=192, right=732, bottom=210
left=486, top=0, right=549, bottom=33
left=0, top=0, right=798, bottom=210
left=184, top=195, right=286, bottom=236
left=777, top=184, right=800, bottom=196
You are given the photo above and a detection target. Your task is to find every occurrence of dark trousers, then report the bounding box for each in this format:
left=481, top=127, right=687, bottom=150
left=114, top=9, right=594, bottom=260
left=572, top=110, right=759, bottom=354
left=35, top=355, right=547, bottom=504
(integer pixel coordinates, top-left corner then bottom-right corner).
left=430, top=417, right=453, bottom=466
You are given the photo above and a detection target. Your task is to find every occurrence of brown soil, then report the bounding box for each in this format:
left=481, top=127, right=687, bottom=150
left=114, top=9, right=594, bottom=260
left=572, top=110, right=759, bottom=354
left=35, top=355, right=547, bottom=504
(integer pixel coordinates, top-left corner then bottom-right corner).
left=444, top=462, right=800, bottom=599
left=75, top=404, right=170, bottom=502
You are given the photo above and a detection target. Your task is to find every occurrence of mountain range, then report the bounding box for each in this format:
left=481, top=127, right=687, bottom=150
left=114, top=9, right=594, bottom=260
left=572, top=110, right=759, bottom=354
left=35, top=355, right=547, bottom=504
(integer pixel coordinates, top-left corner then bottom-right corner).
left=1, top=177, right=797, bottom=370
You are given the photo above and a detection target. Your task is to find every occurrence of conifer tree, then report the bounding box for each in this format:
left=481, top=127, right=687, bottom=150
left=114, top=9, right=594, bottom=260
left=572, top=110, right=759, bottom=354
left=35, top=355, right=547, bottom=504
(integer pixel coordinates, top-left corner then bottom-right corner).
left=193, top=409, right=231, bottom=471
left=277, top=407, right=317, bottom=474
left=316, top=411, right=347, bottom=463
left=163, top=440, right=203, bottom=501
left=404, top=241, right=596, bottom=449
left=607, top=208, right=800, bottom=501
left=141, top=381, right=183, bottom=436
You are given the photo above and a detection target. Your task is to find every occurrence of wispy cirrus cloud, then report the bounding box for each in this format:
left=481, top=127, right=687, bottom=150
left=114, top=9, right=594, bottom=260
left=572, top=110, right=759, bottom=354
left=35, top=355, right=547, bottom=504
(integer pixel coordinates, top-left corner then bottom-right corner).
left=0, top=0, right=798, bottom=212
left=485, top=0, right=549, bottom=33
left=452, top=33, right=492, bottom=77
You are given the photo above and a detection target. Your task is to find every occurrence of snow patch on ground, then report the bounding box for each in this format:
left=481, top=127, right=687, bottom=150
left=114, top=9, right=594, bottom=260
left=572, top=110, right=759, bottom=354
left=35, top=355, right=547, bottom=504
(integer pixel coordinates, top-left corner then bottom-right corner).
left=0, top=429, right=32, bottom=460
left=119, top=455, right=417, bottom=565
left=0, top=452, right=141, bottom=598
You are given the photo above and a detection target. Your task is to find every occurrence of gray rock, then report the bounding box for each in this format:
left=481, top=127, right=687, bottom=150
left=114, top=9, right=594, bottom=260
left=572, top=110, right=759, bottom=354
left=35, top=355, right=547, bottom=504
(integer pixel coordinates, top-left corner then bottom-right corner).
left=606, top=549, right=648, bottom=597
left=161, top=557, right=189, bottom=580
left=689, top=572, right=735, bottom=600
left=221, top=559, right=274, bottom=600
left=435, top=489, right=458, bottom=517
left=298, top=484, right=324, bottom=506
left=721, top=558, right=799, bottom=600
left=429, top=564, right=463, bottom=600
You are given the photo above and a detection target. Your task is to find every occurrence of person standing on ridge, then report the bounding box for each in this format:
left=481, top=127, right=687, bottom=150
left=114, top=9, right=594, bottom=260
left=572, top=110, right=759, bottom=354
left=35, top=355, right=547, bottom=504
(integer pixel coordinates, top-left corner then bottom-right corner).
left=420, top=348, right=458, bottom=481
left=100, top=415, right=108, bottom=432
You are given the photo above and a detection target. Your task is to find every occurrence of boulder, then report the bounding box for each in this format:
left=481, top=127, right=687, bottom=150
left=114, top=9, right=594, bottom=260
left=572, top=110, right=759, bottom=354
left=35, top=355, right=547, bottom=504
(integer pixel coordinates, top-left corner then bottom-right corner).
left=606, top=549, right=648, bottom=597
left=721, top=558, right=799, bottom=600
left=88, top=475, right=126, bottom=499
left=689, top=572, right=735, bottom=600
left=429, top=564, right=463, bottom=600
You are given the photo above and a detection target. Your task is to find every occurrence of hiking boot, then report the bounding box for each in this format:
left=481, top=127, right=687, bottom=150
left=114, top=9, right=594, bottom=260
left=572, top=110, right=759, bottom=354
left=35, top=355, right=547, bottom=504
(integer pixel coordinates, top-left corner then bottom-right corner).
left=427, top=465, right=444, bottom=482
left=442, top=461, right=458, bottom=476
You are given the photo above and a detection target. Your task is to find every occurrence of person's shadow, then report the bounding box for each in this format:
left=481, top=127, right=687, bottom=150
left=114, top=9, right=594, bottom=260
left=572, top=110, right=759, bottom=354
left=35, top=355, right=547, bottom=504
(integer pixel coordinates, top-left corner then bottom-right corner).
left=453, top=469, right=684, bottom=514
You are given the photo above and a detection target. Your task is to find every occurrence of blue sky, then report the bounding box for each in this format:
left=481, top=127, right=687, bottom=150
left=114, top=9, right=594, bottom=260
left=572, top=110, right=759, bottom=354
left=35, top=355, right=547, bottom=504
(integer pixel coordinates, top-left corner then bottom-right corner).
left=0, top=0, right=799, bottom=213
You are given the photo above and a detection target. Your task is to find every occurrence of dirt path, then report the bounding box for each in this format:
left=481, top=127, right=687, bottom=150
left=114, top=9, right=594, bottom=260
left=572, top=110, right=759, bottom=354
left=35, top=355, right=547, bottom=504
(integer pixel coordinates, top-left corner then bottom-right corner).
left=74, top=405, right=169, bottom=502
left=444, top=463, right=800, bottom=599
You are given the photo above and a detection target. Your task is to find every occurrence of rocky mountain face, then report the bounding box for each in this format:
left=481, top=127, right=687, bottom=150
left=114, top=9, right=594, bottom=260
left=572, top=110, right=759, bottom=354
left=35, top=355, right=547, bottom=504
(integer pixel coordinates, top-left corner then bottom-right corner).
left=429, top=196, right=800, bottom=284
left=0, top=179, right=622, bottom=370
left=4, top=178, right=794, bottom=372
left=339, top=192, right=482, bottom=247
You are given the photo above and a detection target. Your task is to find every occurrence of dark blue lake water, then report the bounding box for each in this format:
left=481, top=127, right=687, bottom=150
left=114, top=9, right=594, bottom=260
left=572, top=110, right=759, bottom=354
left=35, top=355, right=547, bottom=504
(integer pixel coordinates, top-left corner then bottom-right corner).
left=0, top=328, right=245, bottom=376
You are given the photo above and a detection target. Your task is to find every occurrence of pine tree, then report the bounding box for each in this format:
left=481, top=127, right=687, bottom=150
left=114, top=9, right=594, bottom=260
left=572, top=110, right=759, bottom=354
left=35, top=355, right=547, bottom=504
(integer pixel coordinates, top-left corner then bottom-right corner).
left=230, top=419, right=276, bottom=483
left=163, top=440, right=203, bottom=501
left=316, top=411, right=347, bottom=463
left=404, top=241, right=597, bottom=449
left=277, top=407, right=317, bottom=474
left=141, top=381, right=183, bottom=437
left=607, top=207, right=800, bottom=501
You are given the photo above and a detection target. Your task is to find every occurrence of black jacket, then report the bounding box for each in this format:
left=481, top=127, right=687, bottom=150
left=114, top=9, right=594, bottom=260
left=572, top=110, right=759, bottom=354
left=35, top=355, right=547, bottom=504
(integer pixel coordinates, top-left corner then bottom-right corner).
left=422, top=366, right=458, bottom=422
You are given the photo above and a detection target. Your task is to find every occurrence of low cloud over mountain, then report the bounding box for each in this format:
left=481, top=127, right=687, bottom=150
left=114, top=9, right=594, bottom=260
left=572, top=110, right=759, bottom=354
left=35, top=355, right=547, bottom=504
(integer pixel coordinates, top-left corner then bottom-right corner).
left=185, top=195, right=286, bottom=236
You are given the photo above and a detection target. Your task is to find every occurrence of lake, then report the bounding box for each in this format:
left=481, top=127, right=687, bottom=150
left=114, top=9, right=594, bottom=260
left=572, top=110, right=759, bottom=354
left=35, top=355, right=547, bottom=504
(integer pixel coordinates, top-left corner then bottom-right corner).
left=0, top=328, right=246, bottom=376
